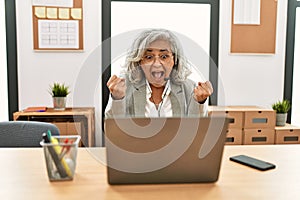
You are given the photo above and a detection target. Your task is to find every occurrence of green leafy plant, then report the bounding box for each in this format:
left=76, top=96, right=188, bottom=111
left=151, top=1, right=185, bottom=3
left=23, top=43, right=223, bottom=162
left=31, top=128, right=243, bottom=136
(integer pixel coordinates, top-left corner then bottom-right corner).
left=272, top=99, right=291, bottom=113
left=49, top=82, right=70, bottom=97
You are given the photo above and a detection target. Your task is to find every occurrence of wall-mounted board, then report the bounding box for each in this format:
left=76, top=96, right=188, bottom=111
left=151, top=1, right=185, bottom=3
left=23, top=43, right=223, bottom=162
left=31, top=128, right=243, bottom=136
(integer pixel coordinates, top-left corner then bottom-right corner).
left=231, top=0, right=278, bottom=54
left=32, top=0, right=83, bottom=50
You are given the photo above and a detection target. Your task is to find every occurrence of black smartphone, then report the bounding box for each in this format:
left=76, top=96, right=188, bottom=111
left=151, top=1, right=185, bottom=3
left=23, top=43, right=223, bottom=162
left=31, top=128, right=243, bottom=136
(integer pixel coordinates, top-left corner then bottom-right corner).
left=229, top=155, right=276, bottom=171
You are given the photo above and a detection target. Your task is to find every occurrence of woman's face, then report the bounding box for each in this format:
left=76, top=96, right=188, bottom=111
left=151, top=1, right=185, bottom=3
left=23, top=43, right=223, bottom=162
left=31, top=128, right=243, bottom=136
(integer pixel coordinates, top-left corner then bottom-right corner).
left=140, top=39, right=174, bottom=87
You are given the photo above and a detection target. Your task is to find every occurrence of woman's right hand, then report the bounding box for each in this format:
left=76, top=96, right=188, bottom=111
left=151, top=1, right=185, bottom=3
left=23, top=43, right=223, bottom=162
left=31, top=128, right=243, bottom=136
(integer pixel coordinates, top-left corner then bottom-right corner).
left=107, top=75, right=126, bottom=100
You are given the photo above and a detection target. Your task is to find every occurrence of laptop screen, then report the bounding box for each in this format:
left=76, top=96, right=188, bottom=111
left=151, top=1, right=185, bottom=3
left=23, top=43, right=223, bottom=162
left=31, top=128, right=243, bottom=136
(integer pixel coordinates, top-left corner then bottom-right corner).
left=104, top=117, right=229, bottom=184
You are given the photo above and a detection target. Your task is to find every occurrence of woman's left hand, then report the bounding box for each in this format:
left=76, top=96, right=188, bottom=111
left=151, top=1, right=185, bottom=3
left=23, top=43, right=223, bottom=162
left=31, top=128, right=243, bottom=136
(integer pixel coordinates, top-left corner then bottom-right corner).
left=193, top=81, right=213, bottom=103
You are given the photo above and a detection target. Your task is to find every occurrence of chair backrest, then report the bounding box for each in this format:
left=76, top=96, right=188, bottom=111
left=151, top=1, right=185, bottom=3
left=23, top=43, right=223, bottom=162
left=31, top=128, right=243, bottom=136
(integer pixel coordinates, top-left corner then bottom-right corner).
left=0, top=121, right=60, bottom=147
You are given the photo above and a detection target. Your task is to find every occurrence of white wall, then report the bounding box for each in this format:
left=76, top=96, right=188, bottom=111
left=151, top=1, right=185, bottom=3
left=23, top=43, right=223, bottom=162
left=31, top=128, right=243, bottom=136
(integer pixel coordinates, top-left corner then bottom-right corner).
left=219, top=0, right=288, bottom=107
left=0, top=0, right=9, bottom=121
left=111, top=2, right=210, bottom=82
left=15, top=0, right=102, bottom=145
left=291, top=8, right=300, bottom=126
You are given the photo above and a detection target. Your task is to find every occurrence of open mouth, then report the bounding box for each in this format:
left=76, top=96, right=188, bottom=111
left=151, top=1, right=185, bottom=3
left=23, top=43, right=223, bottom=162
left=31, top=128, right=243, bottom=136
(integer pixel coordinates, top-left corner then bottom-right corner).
left=151, top=71, right=165, bottom=79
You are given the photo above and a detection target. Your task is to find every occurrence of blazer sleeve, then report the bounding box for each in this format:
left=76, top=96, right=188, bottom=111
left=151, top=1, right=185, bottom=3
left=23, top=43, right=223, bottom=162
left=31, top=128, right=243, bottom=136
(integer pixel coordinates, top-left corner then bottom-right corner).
left=183, top=79, right=208, bottom=117
left=104, top=95, right=126, bottom=118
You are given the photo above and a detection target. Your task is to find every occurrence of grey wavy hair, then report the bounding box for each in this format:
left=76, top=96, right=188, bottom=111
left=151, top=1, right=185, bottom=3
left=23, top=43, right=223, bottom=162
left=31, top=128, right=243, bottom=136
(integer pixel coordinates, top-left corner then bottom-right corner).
left=125, top=29, right=192, bottom=84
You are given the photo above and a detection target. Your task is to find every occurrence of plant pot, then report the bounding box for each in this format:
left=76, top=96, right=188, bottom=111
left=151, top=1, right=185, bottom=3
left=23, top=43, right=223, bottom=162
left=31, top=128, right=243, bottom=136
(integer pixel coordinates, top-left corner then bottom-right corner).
left=53, top=97, right=67, bottom=110
left=276, top=113, right=287, bottom=126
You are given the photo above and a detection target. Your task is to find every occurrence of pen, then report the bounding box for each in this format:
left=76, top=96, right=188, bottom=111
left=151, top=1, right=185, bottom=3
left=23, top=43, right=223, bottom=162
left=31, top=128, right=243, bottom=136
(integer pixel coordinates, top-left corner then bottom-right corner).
left=59, top=138, right=72, bottom=160
left=47, top=130, right=52, bottom=141
left=42, top=132, right=68, bottom=178
left=48, top=133, right=72, bottom=177
left=60, top=138, right=69, bottom=153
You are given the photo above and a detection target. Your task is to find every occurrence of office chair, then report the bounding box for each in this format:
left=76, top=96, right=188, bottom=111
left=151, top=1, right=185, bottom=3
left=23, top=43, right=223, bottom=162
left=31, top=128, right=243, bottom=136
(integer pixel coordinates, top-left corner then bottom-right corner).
left=0, top=121, right=60, bottom=147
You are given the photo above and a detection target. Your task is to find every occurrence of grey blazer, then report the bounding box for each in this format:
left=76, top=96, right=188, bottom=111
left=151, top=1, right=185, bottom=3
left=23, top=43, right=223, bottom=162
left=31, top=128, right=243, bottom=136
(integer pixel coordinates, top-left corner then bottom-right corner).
left=105, top=78, right=208, bottom=118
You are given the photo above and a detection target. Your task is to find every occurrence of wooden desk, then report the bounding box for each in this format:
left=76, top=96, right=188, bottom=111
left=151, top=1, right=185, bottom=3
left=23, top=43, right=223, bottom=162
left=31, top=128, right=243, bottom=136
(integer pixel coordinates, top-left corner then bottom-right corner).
left=1, top=145, right=300, bottom=199
left=13, top=107, right=95, bottom=147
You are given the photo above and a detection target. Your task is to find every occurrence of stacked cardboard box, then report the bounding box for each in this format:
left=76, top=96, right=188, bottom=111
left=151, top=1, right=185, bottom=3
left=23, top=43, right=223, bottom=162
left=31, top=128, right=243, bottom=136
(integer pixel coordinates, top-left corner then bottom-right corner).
left=275, top=124, right=300, bottom=144
left=208, top=106, right=243, bottom=145
left=208, top=106, right=276, bottom=145
left=243, top=107, right=276, bottom=145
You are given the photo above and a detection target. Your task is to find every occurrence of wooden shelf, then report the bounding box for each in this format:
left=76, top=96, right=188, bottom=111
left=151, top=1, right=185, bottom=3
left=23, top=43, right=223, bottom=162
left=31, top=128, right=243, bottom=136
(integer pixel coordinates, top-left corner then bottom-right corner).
left=13, top=107, right=95, bottom=147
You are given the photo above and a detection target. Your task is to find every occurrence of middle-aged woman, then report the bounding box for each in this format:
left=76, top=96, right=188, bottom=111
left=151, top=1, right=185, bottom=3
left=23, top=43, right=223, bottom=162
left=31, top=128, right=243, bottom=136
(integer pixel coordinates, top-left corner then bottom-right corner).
left=105, top=29, right=213, bottom=118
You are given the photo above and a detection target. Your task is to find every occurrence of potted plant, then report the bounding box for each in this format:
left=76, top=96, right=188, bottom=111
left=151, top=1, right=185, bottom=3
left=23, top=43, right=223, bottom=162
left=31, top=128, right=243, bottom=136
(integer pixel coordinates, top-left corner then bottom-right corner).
left=272, top=99, right=291, bottom=126
left=49, top=82, right=70, bottom=110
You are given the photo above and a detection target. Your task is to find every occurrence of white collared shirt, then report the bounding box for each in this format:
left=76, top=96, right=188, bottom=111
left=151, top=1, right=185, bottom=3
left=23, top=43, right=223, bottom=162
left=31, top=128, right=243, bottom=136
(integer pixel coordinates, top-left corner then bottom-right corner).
left=145, top=80, right=172, bottom=117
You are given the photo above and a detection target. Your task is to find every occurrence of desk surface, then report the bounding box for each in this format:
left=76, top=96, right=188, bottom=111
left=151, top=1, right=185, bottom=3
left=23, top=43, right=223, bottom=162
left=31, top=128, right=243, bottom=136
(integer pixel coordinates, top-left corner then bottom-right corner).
left=1, top=145, right=300, bottom=200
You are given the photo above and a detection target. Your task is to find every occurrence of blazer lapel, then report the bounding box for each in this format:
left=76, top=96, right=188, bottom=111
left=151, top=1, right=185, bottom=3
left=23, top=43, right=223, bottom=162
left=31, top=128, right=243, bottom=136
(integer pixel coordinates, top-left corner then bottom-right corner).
left=170, top=83, right=185, bottom=116
left=132, top=83, right=147, bottom=117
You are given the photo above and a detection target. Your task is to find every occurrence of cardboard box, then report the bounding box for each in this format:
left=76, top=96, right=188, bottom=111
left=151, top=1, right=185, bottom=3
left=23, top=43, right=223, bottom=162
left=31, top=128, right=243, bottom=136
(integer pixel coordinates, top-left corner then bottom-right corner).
left=53, top=122, right=83, bottom=146
left=243, top=129, right=275, bottom=145
left=67, top=122, right=82, bottom=135
left=209, top=106, right=275, bottom=129
left=225, top=129, right=243, bottom=145
left=53, top=122, right=82, bottom=136
left=243, top=107, right=276, bottom=129
left=208, top=106, right=244, bottom=129
left=53, top=122, right=68, bottom=134
left=275, top=124, right=300, bottom=144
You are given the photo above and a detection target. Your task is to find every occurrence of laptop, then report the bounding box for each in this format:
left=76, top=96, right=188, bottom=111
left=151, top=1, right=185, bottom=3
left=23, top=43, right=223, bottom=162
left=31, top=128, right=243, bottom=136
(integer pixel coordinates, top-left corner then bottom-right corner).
left=104, top=117, right=230, bottom=185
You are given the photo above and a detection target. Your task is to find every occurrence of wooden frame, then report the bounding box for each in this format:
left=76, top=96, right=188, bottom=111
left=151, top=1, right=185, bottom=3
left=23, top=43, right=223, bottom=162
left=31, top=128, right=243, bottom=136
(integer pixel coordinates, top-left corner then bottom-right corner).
left=231, top=0, right=278, bottom=54
left=32, top=0, right=84, bottom=50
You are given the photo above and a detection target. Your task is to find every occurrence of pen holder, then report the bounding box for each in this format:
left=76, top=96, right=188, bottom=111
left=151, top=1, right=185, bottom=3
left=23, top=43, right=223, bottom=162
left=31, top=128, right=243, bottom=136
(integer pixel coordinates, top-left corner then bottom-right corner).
left=40, top=135, right=81, bottom=181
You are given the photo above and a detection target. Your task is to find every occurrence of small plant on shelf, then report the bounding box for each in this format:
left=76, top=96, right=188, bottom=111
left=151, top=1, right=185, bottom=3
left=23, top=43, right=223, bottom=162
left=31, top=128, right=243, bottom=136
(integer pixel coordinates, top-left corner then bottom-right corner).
left=272, top=99, right=291, bottom=126
left=49, top=82, right=70, bottom=97
left=272, top=99, right=291, bottom=114
left=49, top=82, right=70, bottom=110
